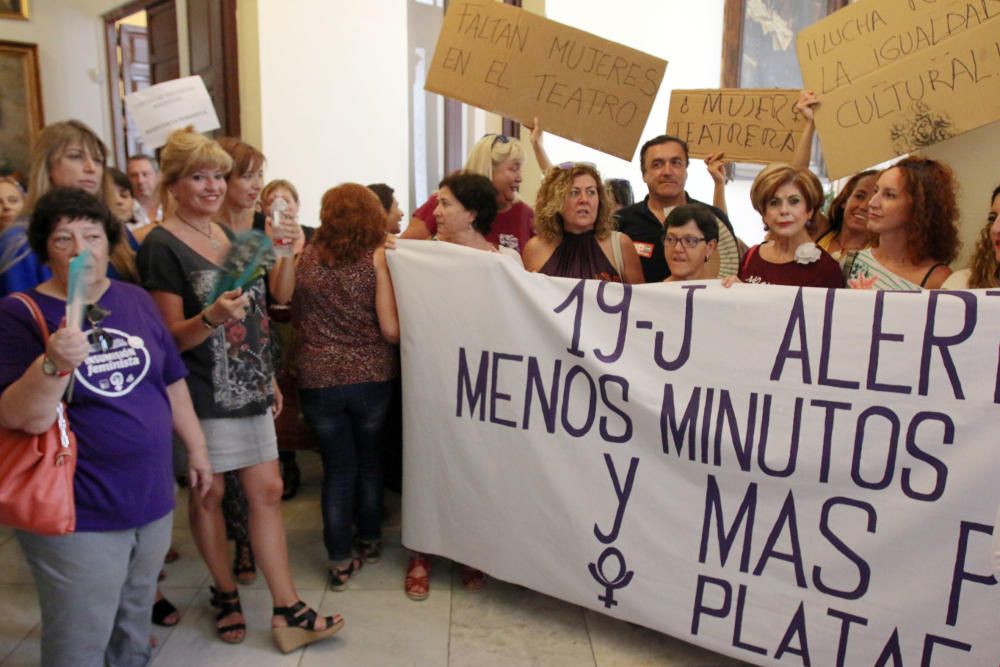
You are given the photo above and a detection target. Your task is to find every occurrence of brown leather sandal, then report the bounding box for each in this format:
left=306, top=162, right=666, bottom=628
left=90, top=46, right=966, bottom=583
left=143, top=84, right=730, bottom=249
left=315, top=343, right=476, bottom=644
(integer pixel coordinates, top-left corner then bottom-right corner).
left=405, top=554, right=430, bottom=601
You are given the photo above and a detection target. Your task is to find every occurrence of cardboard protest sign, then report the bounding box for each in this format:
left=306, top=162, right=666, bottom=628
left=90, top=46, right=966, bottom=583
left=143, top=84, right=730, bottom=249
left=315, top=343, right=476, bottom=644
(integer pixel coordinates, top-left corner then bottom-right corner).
left=796, top=0, right=1000, bottom=178
left=390, top=239, right=1000, bottom=666
left=425, top=1, right=667, bottom=161
left=667, top=89, right=806, bottom=164
left=125, top=76, right=221, bottom=150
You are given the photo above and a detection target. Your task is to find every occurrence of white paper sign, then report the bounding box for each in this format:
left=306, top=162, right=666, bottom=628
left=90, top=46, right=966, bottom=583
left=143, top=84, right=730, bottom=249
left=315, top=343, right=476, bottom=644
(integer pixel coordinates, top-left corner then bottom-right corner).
left=388, top=240, right=1000, bottom=667
left=124, top=76, right=221, bottom=149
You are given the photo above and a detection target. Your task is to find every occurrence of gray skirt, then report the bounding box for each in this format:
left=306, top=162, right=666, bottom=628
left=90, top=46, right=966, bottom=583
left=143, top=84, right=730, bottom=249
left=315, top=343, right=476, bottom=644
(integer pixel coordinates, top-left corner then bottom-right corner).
left=200, top=413, right=278, bottom=474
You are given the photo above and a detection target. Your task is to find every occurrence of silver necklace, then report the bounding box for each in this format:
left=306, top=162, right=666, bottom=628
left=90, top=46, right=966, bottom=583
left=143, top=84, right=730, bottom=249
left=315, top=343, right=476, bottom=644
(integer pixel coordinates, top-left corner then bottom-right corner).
left=176, top=212, right=221, bottom=250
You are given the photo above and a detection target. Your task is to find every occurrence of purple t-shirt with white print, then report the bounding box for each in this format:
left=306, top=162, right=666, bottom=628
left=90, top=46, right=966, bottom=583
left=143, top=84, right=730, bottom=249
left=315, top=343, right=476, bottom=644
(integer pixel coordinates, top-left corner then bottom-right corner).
left=0, top=281, right=187, bottom=531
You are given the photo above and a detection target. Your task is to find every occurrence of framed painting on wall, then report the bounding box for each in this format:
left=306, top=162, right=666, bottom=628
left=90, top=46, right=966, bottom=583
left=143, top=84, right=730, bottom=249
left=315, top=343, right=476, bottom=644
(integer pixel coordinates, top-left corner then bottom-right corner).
left=0, top=40, right=44, bottom=181
left=721, top=0, right=847, bottom=177
left=0, top=0, right=30, bottom=21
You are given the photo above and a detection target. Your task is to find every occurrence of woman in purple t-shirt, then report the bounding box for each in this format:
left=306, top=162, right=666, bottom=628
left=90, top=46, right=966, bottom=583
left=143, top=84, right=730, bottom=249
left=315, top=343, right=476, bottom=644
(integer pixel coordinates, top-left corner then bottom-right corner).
left=0, top=188, right=212, bottom=667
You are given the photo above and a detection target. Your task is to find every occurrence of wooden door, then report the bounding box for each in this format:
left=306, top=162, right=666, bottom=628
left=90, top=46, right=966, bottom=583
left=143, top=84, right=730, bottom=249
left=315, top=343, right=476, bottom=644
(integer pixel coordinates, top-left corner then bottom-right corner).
left=120, top=24, right=151, bottom=159
left=187, top=0, right=240, bottom=137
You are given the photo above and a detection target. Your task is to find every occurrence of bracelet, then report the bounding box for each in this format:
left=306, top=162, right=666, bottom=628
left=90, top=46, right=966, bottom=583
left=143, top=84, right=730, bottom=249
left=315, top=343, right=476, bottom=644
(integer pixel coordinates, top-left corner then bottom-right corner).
left=200, top=310, right=222, bottom=330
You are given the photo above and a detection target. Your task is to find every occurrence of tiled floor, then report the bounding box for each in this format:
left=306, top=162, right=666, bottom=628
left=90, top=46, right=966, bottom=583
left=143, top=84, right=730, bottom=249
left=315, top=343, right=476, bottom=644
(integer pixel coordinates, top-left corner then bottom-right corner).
left=0, top=453, right=750, bottom=667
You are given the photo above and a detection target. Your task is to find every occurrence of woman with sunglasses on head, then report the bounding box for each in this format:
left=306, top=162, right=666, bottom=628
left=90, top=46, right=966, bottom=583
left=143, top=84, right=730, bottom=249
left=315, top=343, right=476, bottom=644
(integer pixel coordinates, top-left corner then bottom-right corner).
left=0, top=187, right=213, bottom=667
left=402, top=132, right=536, bottom=255
left=845, top=157, right=958, bottom=290
left=523, top=162, right=643, bottom=283
left=137, top=128, right=343, bottom=653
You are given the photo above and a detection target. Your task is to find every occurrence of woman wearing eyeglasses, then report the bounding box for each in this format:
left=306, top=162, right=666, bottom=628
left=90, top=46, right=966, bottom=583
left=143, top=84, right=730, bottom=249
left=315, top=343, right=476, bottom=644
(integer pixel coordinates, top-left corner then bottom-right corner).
left=0, top=187, right=213, bottom=667
left=662, top=204, right=720, bottom=282
left=735, top=163, right=844, bottom=288
left=523, top=163, right=644, bottom=283
left=401, top=133, right=535, bottom=255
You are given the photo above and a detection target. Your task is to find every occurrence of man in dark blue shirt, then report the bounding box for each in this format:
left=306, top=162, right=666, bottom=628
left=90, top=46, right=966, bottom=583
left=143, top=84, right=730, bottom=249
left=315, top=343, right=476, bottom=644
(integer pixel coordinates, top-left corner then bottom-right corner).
left=615, top=135, right=739, bottom=283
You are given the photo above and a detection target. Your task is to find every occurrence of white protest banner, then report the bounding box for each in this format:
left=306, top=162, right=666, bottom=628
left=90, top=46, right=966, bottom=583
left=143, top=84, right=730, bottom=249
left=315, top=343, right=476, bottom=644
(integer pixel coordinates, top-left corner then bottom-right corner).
left=425, top=1, right=667, bottom=161
left=389, top=240, right=1000, bottom=666
left=124, top=75, right=221, bottom=150
left=796, top=0, right=1000, bottom=179
left=667, top=89, right=807, bottom=164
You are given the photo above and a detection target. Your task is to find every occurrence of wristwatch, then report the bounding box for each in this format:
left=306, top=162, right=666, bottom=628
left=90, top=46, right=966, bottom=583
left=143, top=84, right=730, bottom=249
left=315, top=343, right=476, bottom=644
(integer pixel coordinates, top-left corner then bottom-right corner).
left=41, top=356, right=71, bottom=378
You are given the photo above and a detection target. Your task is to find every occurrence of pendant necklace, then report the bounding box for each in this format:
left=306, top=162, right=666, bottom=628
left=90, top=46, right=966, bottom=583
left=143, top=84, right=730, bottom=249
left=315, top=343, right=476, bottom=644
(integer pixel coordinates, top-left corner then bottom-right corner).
left=176, top=212, right=221, bottom=250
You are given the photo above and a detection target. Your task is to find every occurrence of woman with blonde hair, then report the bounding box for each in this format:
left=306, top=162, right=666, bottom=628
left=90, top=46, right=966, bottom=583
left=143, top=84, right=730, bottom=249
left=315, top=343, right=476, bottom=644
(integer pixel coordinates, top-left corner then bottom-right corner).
left=1, top=120, right=140, bottom=294
left=137, top=127, right=343, bottom=653
left=402, top=133, right=535, bottom=254
left=737, top=163, right=844, bottom=288
left=523, top=162, right=643, bottom=283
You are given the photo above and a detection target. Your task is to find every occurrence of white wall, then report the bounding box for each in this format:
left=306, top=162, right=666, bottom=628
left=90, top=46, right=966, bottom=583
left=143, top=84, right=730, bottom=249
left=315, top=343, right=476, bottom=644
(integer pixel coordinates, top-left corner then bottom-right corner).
left=250, top=0, right=410, bottom=229
left=924, top=124, right=1000, bottom=269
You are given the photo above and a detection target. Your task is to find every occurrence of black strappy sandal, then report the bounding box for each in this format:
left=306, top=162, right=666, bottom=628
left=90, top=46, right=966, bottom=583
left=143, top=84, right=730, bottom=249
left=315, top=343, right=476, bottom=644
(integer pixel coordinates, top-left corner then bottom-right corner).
left=151, top=596, right=180, bottom=627
left=271, top=601, right=344, bottom=654
left=209, top=586, right=246, bottom=644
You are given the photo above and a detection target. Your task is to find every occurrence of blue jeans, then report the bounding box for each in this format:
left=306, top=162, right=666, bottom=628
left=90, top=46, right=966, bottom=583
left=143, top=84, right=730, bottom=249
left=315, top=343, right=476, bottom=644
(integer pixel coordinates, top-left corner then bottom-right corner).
left=299, top=380, right=392, bottom=562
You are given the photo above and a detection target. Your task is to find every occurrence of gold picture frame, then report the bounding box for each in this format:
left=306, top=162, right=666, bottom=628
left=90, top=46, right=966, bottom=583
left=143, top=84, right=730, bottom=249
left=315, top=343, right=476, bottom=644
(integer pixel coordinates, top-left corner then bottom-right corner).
left=0, top=40, right=44, bottom=180
left=0, top=0, right=29, bottom=21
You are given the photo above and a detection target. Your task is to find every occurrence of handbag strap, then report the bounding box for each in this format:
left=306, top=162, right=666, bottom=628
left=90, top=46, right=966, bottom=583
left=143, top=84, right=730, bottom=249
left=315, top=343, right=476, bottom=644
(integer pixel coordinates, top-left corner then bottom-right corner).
left=10, top=292, right=51, bottom=344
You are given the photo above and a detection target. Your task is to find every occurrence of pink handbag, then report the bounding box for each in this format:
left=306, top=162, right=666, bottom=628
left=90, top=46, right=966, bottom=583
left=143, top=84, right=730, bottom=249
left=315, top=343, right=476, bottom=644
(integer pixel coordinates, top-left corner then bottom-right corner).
left=0, top=293, right=77, bottom=535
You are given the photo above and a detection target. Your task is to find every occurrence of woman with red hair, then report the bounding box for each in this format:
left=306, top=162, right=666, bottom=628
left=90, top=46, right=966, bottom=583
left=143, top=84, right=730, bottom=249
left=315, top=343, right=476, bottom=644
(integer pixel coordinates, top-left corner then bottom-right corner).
left=846, top=157, right=958, bottom=290
left=292, top=183, right=400, bottom=590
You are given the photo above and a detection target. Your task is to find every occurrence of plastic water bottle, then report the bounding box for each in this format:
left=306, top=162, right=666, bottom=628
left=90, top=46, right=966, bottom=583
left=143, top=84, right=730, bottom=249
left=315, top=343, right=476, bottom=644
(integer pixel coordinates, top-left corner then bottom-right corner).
left=271, top=196, right=293, bottom=258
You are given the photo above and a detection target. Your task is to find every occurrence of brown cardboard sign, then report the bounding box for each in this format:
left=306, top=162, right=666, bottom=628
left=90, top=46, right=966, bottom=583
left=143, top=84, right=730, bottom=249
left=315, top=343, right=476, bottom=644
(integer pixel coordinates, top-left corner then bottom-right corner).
left=797, top=0, right=1000, bottom=178
left=666, top=89, right=807, bottom=164
left=425, top=1, right=667, bottom=161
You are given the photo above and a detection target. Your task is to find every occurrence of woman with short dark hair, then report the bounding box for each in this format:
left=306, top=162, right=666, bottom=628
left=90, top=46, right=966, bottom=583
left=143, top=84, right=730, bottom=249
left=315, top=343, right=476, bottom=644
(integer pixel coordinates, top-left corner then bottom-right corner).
left=0, top=187, right=212, bottom=667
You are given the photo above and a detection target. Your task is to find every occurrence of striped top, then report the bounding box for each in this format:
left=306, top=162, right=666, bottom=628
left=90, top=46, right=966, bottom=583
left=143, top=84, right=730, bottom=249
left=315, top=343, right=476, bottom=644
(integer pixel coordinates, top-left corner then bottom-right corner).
left=846, top=249, right=921, bottom=290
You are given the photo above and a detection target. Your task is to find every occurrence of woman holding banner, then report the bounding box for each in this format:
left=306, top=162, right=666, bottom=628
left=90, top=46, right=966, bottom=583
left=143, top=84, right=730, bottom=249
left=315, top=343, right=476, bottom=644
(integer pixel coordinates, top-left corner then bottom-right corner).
left=523, top=162, right=643, bottom=283
left=735, top=163, right=844, bottom=288
left=401, top=132, right=535, bottom=255
left=845, top=157, right=957, bottom=290
left=137, top=128, right=343, bottom=653
left=943, top=185, right=1000, bottom=288
left=662, top=204, right=719, bottom=282
left=403, top=171, right=520, bottom=600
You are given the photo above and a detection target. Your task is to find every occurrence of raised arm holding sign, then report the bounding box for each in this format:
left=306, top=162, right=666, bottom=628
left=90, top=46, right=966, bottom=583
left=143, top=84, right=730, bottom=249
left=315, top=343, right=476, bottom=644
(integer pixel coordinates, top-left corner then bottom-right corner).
left=425, top=1, right=667, bottom=161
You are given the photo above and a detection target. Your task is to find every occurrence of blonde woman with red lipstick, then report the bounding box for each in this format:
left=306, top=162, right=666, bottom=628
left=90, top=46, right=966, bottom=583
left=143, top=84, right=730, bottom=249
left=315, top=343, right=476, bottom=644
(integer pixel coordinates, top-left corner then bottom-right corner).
left=138, top=128, right=343, bottom=653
